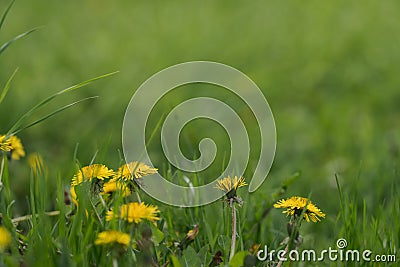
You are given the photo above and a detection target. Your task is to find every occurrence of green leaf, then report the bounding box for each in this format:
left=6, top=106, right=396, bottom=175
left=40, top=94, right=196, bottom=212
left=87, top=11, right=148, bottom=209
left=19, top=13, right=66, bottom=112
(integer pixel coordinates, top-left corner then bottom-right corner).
left=242, top=255, right=257, bottom=267
left=181, top=246, right=201, bottom=267
left=229, top=251, right=249, bottom=267
left=197, top=245, right=211, bottom=266
left=149, top=222, right=164, bottom=245
left=169, top=254, right=182, bottom=267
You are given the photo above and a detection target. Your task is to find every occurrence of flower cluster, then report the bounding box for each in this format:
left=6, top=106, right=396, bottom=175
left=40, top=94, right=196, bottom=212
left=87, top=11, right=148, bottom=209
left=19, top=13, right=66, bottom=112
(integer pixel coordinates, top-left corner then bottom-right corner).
left=69, top=162, right=157, bottom=205
left=0, top=131, right=326, bottom=265
left=68, top=162, right=160, bottom=249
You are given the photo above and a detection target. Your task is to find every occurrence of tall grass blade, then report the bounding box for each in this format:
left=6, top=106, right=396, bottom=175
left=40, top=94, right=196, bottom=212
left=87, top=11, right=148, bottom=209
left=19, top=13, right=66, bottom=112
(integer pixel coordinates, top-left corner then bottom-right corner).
left=7, top=71, right=118, bottom=136
left=0, top=67, right=18, bottom=105
left=12, top=96, right=98, bottom=135
left=0, top=0, right=15, bottom=31
left=0, top=27, right=38, bottom=56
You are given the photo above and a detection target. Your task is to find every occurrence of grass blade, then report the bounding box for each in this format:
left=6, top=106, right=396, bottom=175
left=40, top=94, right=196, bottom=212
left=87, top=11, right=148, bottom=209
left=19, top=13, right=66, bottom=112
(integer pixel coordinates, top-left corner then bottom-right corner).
left=55, top=71, right=118, bottom=96
left=6, top=71, right=118, bottom=136
left=0, top=67, right=18, bottom=105
left=0, top=27, right=39, bottom=56
left=12, top=96, right=98, bottom=135
left=0, top=0, right=15, bottom=31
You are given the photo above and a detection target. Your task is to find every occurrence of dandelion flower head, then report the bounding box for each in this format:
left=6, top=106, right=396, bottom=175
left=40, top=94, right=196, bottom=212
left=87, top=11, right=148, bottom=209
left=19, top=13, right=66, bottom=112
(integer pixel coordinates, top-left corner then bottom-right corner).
left=28, top=152, right=45, bottom=176
left=102, top=180, right=131, bottom=197
left=0, top=135, right=25, bottom=160
left=94, top=230, right=130, bottom=246
left=106, top=202, right=160, bottom=224
left=274, top=196, right=326, bottom=222
left=0, top=226, right=11, bottom=251
left=0, top=135, right=12, bottom=152
left=185, top=225, right=199, bottom=241
left=215, top=176, right=247, bottom=199
left=71, top=164, right=114, bottom=186
left=113, top=161, right=158, bottom=181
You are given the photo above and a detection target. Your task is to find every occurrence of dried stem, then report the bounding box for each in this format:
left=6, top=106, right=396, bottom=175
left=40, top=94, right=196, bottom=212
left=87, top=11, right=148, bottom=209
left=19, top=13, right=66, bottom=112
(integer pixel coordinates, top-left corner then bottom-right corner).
left=11, top=210, right=60, bottom=223
left=112, top=257, right=118, bottom=267
left=0, top=155, right=5, bottom=193
left=229, top=198, right=237, bottom=261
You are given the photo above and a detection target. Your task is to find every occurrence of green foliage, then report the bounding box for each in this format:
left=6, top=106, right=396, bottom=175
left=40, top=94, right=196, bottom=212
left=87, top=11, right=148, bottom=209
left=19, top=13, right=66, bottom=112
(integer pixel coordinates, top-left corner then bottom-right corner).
left=229, top=251, right=249, bottom=267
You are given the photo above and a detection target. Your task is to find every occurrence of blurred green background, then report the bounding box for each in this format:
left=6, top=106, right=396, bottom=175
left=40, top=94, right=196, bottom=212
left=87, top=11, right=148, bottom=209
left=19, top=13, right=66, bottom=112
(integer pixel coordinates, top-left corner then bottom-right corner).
left=1, top=0, right=399, bottom=241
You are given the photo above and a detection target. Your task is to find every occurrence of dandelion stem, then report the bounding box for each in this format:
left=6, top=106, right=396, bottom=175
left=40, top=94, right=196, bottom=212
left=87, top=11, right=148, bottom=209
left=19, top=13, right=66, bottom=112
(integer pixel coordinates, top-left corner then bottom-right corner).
left=229, top=198, right=237, bottom=261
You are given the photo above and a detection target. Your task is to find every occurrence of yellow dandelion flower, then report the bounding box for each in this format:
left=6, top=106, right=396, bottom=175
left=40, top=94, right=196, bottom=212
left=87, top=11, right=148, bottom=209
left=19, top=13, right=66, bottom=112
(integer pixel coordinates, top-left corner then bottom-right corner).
left=106, top=202, right=160, bottom=224
left=9, top=135, right=25, bottom=160
left=215, top=176, right=247, bottom=192
left=0, top=226, right=11, bottom=252
left=70, top=186, right=79, bottom=206
left=112, top=161, right=158, bottom=181
left=94, top=230, right=131, bottom=246
left=215, top=176, right=247, bottom=199
left=102, top=180, right=131, bottom=197
left=28, top=153, right=45, bottom=176
left=0, top=135, right=12, bottom=152
left=71, top=164, right=114, bottom=186
left=179, top=224, right=199, bottom=249
left=0, top=135, right=25, bottom=160
left=274, top=196, right=326, bottom=222
left=250, top=244, right=261, bottom=254
left=185, top=225, right=199, bottom=241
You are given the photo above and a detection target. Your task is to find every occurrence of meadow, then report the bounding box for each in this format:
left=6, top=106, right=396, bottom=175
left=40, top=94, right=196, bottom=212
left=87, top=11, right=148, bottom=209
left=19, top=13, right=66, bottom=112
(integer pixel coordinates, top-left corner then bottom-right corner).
left=0, top=1, right=399, bottom=266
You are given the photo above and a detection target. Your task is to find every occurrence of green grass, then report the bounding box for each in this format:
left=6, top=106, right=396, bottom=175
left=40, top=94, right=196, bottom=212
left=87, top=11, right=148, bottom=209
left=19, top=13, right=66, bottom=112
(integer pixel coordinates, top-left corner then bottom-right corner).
left=1, top=0, right=400, bottom=266
left=1, top=152, right=398, bottom=266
